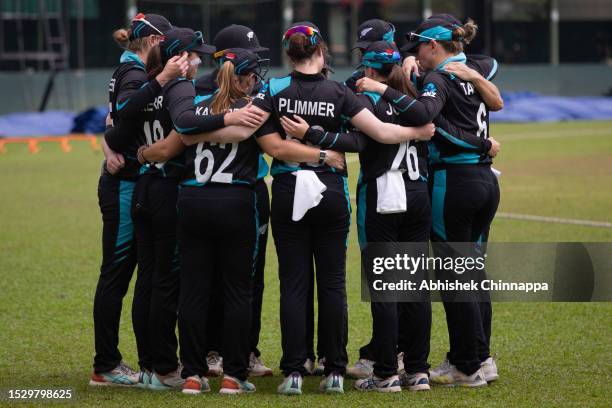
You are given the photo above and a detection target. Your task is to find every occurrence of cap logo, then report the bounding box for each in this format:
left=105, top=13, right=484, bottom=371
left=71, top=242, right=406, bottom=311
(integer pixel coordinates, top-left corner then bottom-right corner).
left=360, top=27, right=373, bottom=38
left=247, top=31, right=254, bottom=41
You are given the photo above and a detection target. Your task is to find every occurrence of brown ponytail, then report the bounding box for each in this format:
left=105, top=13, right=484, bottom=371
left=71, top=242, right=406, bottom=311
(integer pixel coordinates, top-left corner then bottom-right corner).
left=146, top=45, right=163, bottom=80
left=210, top=61, right=250, bottom=114
left=384, top=64, right=417, bottom=98
left=113, top=29, right=130, bottom=48
left=286, top=33, right=329, bottom=64
left=440, top=18, right=478, bottom=53
left=113, top=27, right=147, bottom=53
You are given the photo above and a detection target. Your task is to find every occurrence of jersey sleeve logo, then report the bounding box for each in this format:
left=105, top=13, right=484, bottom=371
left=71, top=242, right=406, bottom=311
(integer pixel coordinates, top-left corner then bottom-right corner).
left=255, top=82, right=269, bottom=100
left=422, top=82, right=437, bottom=98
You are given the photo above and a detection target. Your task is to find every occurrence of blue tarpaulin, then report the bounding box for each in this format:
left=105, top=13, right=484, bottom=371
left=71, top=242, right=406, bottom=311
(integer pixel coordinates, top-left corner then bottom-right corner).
left=491, top=92, right=612, bottom=122
left=0, top=110, right=76, bottom=137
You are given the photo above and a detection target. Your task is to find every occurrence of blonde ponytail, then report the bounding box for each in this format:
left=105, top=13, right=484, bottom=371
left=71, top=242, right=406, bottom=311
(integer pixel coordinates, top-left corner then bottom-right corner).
left=210, top=61, right=249, bottom=114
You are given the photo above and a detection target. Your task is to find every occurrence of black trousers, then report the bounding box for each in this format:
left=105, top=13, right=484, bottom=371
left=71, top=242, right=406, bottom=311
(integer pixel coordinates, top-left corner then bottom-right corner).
left=93, top=173, right=137, bottom=373
left=177, top=185, right=256, bottom=381
left=357, top=178, right=432, bottom=378
left=203, top=179, right=270, bottom=357
left=272, top=172, right=350, bottom=377
left=131, top=174, right=180, bottom=374
left=430, top=165, right=499, bottom=375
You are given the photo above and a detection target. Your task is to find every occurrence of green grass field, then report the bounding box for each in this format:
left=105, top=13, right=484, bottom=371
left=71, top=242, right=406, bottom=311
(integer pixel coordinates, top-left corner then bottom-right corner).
left=1, top=121, right=611, bottom=407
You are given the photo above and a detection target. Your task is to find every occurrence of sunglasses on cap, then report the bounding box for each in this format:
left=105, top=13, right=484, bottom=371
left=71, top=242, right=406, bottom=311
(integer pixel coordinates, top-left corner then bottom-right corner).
left=408, top=31, right=437, bottom=42
left=282, top=25, right=322, bottom=45
left=132, top=13, right=165, bottom=36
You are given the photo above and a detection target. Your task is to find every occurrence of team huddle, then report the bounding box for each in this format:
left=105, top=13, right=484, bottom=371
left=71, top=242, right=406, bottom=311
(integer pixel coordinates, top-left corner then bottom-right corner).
left=91, top=11, right=502, bottom=395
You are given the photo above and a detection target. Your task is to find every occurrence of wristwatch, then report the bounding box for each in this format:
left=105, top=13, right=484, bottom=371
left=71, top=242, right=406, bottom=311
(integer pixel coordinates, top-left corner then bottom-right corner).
left=319, top=150, right=327, bottom=165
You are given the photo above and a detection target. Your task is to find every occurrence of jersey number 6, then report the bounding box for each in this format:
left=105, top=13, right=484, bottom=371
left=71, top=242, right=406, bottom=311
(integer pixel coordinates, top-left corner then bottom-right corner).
left=194, top=142, right=238, bottom=184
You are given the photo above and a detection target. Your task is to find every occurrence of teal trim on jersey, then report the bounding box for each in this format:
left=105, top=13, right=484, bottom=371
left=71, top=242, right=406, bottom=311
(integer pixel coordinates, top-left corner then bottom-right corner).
left=182, top=178, right=206, bottom=187
left=270, top=161, right=300, bottom=176
left=269, top=76, right=292, bottom=96
left=487, top=59, right=498, bottom=80
left=115, top=99, right=130, bottom=111
left=119, top=51, right=145, bottom=69
left=442, top=152, right=480, bottom=164
left=138, top=165, right=148, bottom=175
left=428, top=141, right=441, bottom=164
left=435, top=52, right=466, bottom=71
left=356, top=172, right=367, bottom=250
left=115, top=181, right=135, bottom=254
left=363, top=91, right=381, bottom=105
left=174, top=125, right=198, bottom=134
left=232, top=179, right=251, bottom=185
left=420, top=26, right=453, bottom=43
left=252, top=191, right=260, bottom=277
left=257, top=154, right=269, bottom=180
left=436, top=127, right=479, bottom=150
left=342, top=176, right=351, bottom=248
left=328, top=133, right=340, bottom=148
left=317, top=132, right=329, bottom=145
left=431, top=170, right=447, bottom=241
left=396, top=99, right=416, bottom=112
left=194, top=92, right=215, bottom=105
left=392, top=94, right=405, bottom=104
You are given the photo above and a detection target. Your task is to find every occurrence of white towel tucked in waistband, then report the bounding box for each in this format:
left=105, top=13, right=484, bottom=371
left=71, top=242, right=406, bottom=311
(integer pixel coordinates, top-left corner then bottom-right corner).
left=292, top=170, right=327, bottom=221
left=376, top=169, right=407, bottom=214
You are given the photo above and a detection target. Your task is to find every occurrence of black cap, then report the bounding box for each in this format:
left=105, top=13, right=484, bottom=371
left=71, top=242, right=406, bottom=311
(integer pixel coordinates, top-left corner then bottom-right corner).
left=429, top=13, right=463, bottom=27
left=401, top=17, right=458, bottom=53
left=353, top=19, right=395, bottom=50
left=129, top=13, right=172, bottom=40
left=160, top=27, right=216, bottom=62
left=213, top=24, right=269, bottom=54
left=216, top=48, right=261, bottom=75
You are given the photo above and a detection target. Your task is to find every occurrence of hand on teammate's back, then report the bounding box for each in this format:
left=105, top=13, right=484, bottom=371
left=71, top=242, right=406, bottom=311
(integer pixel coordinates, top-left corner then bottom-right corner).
left=487, top=137, right=501, bottom=157
left=105, top=152, right=125, bottom=175
left=356, top=76, right=387, bottom=95
left=324, top=150, right=345, bottom=171
left=224, top=102, right=266, bottom=128
left=414, top=123, right=436, bottom=141
left=444, top=62, right=480, bottom=82
left=157, top=53, right=190, bottom=85
left=279, top=114, right=308, bottom=139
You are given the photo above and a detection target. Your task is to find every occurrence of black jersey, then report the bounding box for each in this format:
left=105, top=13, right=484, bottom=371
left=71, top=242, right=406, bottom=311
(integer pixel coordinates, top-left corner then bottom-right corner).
left=194, top=71, right=269, bottom=180
left=303, top=91, right=428, bottom=184
left=182, top=97, right=260, bottom=187
left=138, top=89, right=185, bottom=179
left=356, top=92, right=428, bottom=184
left=382, top=52, right=495, bottom=166
left=253, top=71, right=365, bottom=177
left=107, top=51, right=163, bottom=179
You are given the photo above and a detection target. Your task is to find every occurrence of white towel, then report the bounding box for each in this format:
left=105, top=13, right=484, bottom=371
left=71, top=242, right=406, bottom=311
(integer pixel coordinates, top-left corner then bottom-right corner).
left=491, top=167, right=502, bottom=178
left=292, top=170, right=327, bottom=221
left=376, top=170, right=407, bottom=214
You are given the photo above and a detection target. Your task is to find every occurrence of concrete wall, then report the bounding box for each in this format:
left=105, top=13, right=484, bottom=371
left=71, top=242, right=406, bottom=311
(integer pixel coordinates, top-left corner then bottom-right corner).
left=1, top=64, right=611, bottom=114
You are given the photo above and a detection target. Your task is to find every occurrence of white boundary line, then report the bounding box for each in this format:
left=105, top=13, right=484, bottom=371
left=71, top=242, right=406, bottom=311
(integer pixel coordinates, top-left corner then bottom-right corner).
left=495, top=212, right=612, bottom=228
